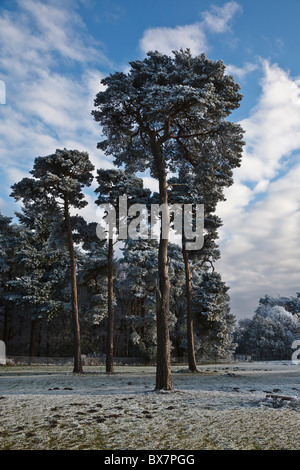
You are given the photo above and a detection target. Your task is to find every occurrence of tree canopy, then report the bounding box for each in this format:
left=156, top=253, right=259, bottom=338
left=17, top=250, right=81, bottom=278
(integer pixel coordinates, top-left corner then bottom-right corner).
left=92, top=49, right=244, bottom=178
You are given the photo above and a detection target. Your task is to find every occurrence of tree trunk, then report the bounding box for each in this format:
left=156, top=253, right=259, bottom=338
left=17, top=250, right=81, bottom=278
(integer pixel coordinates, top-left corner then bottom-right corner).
left=182, top=232, right=197, bottom=372
left=106, top=237, right=114, bottom=373
left=64, top=196, right=83, bottom=373
left=152, top=140, right=173, bottom=391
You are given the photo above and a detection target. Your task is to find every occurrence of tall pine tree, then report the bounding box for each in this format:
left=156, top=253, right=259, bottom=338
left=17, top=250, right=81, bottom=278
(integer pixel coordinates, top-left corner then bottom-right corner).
left=93, top=50, right=244, bottom=389
left=95, top=168, right=151, bottom=372
left=11, top=149, right=94, bottom=372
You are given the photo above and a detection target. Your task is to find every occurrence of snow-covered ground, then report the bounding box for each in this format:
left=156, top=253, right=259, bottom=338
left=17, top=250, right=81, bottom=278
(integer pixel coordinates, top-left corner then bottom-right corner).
left=0, top=361, right=300, bottom=450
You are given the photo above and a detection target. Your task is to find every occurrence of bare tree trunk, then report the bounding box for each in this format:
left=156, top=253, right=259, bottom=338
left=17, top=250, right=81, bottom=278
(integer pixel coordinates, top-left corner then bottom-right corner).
left=64, top=196, right=83, bottom=373
left=106, top=238, right=114, bottom=373
left=152, top=140, right=173, bottom=391
left=182, top=232, right=197, bottom=372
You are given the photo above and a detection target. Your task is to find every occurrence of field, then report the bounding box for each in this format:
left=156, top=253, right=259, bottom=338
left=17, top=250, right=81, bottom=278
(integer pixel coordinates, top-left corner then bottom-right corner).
left=0, top=361, right=300, bottom=450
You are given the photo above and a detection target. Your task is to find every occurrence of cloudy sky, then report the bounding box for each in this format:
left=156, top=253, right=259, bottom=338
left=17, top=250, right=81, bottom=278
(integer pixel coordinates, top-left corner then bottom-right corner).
left=0, top=0, right=300, bottom=320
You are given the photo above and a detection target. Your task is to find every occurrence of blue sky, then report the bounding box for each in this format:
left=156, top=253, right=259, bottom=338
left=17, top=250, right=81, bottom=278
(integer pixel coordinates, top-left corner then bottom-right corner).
left=0, top=0, right=300, bottom=320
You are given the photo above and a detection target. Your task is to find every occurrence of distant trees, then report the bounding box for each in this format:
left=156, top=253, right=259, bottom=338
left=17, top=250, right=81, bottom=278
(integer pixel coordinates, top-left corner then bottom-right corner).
left=235, top=294, right=300, bottom=359
left=0, top=214, right=21, bottom=344
left=7, top=205, right=69, bottom=361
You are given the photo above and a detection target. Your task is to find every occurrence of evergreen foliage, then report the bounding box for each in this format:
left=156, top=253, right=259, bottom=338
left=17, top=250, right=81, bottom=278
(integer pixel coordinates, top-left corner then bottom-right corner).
left=10, top=148, right=95, bottom=372
left=92, top=49, right=244, bottom=389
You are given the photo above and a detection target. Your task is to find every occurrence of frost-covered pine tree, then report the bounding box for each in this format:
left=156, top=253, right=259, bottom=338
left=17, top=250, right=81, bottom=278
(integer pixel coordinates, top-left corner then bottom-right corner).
left=193, top=271, right=235, bottom=361
left=167, top=165, right=224, bottom=370
left=93, top=49, right=244, bottom=390
left=95, top=168, right=151, bottom=372
left=117, top=238, right=159, bottom=361
left=0, top=213, right=22, bottom=343
left=167, top=138, right=243, bottom=367
left=116, top=240, right=184, bottom=362
left=7, top=205, right=70, bottom=361
left=11, top=149, right=94, bottom=373
left=167, top=242, right=187, bottom=356
left=73, top=217, right=108, bottom=335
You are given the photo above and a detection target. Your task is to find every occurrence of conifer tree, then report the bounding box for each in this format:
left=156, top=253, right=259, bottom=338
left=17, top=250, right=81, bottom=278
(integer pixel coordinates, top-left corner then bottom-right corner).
left=73, top=217, right=108, bottom=334
left=93, top=49, right=244, bottom=389
left=95, top=168, right=151, bottom=372
left=167, top=160, right=232, bottom=370
left=0, top=213, right=22, bottom=343
left=7, top=202, right=71, bottom=361
left=11, top=149, right=94, bottom=372
left=117, top=238, right=159, bottom=362
left=193, top=271, right=235, bottom=360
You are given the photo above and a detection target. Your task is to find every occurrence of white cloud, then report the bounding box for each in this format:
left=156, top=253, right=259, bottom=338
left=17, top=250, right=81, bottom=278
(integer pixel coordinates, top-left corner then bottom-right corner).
left=201, top=1, right=242, bottom=33
left=216, top=61, right=300, bottom=319
left=72, top=192, right=99, bottom=224
left=139, top=1, right=242, bottom=55
left=0, top=1, right=109, bottom=84
left=17, top=0, right=107, bottom=65
left=139, top=23, right=208, bottom=56
left=217, top=164, right=300, bottom=318
left=0, top=1, right=111, bottom=215
left=238, top=61, right=300, bottom=184
left=226, top=62, right=258, bottom=80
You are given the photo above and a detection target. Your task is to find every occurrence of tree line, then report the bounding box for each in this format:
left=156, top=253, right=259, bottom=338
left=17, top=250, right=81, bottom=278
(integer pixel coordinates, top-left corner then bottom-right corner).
left=0, top=50, right=245, bottom=390
left=235, top=294, right=300, bottom=360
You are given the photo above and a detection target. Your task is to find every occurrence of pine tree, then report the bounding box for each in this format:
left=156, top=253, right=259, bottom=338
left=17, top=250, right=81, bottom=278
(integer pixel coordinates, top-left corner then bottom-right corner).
left=167, top=162, right=229, bottom=370
left=7, top=201, right=72, bottom=361
left=95, top=168, right=151, bottom=372
left=193, top=271, right=235, bottom=361
left=10, top=148, right=94, bottom=372
left=0, top=213, right=22, bottom=344
left=74, top=217, right=108, bottom=334
left=92, top=49, right=244, bottom=389
left=117, top=238, right=159, bottom=362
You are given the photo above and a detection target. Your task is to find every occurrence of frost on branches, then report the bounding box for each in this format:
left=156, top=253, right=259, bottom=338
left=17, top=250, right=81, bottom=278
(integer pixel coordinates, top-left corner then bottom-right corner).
left=235, top=294, right=300, bottom=360
left=93, top=49, right=244, bottom=389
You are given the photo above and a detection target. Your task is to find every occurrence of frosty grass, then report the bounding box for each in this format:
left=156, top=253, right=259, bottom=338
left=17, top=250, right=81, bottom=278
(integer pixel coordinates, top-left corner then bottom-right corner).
left=1, top=361, right=300, bottom=450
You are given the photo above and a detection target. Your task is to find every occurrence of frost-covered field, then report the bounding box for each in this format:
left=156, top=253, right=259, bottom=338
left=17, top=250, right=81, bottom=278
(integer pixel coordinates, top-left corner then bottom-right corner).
left=0, top=361, right=300, bottom=450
